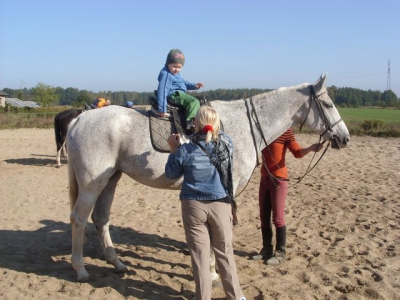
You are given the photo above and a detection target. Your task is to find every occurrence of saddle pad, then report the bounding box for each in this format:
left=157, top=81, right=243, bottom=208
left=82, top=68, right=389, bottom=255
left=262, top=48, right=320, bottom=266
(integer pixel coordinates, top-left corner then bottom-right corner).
left=149, top=111, right=177, bottom=152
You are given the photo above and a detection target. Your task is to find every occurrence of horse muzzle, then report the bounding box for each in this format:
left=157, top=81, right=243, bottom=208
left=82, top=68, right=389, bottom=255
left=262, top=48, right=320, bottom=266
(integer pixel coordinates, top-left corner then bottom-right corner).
left=330, top=135, right=349, bottom=149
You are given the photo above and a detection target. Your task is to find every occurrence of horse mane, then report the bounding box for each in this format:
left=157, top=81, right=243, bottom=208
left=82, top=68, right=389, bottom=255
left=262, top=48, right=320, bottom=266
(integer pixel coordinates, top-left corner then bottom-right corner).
left=276, top=82, right=309, bottom=93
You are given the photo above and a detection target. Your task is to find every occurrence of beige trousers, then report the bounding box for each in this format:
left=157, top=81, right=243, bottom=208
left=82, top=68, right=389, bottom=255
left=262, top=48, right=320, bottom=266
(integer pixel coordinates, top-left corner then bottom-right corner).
left=181, top=200, right=243, bottom=300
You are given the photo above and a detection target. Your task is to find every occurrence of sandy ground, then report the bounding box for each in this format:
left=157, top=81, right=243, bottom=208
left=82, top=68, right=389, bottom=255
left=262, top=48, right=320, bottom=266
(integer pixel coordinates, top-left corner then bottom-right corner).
left=0, top=128, right=399, bottom=300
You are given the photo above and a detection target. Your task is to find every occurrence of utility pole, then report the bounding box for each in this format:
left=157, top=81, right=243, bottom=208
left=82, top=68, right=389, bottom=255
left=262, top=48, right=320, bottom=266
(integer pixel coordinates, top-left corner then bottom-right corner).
left=386, top=59, right=391, bottom=91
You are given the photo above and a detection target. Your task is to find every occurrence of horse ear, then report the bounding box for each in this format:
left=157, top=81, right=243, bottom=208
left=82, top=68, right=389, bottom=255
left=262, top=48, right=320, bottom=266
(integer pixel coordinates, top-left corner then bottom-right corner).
left=314, top=73, right=328, bottom=91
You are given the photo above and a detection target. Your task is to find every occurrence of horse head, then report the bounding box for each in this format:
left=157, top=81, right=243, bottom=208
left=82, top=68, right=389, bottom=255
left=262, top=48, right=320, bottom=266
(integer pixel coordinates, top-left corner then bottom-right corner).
left=301, top=74, right=350, bottom=149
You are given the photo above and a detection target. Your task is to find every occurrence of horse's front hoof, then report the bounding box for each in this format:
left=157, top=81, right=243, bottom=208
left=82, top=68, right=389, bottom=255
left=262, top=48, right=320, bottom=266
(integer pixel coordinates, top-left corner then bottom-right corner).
left=114, top=262, right=128, bottom=273
left=76, top=270, right=90, bottom=282
left=114, top=266, right=128, bottom=274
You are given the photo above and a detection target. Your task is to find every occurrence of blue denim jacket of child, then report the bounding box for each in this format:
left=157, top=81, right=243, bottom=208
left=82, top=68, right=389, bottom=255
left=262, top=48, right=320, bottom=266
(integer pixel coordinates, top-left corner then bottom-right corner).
left=165, top=132, right=233, bottom=201
left=157, top=65, right=197, bottom=113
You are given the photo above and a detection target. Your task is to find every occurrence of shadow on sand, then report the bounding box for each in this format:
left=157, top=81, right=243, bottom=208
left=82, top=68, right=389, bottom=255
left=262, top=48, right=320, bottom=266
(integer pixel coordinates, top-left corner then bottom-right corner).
left=0, top=219, right=199, bottom=299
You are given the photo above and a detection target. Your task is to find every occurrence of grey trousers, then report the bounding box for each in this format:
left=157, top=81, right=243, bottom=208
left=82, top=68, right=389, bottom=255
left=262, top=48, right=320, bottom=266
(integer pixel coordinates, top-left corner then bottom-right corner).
left=181, top=200, right=243, bottom=300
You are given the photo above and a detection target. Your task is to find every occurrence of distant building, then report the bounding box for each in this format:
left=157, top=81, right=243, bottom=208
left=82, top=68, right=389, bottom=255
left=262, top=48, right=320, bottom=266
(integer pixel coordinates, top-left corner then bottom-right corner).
left=0, top=90, right=8, bottom=107
left=0, top=91, right=40, bottom=108
left=4, top=98, right=41, bottom=108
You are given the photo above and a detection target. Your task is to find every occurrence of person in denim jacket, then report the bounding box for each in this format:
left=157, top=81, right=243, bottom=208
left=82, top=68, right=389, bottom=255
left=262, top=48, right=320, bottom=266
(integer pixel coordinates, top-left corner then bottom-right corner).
left=165, top=106, right=246, bottom=300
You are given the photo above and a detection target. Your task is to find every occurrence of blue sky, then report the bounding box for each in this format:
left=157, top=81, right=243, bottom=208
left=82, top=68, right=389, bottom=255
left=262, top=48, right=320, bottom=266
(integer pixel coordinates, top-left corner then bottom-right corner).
left=1, top=0, right=399, bottom=97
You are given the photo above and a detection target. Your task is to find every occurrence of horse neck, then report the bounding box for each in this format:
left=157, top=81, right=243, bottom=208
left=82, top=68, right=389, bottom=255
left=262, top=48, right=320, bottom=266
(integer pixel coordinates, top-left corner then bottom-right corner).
left=247, top=86, right=308, bottom=147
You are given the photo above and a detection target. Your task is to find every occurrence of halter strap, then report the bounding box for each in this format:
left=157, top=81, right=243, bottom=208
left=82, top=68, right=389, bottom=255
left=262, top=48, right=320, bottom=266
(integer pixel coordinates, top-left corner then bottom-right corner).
left=301, top=85, right=343, bottom=137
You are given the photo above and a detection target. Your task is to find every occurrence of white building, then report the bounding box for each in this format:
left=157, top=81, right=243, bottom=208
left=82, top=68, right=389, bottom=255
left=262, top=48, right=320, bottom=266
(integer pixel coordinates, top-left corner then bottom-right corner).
left=0, top=90, right=40, bottom=108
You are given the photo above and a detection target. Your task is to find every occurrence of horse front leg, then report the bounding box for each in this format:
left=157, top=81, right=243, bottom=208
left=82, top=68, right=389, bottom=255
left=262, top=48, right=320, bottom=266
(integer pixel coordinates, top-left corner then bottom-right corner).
left=70, top=192, right=97, bottom=281
left=91, top=171, right=127, bottom=273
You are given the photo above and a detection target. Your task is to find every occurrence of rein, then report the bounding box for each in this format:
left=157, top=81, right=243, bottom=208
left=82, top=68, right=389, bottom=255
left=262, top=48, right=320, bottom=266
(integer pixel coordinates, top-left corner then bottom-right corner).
left=294, top=85, right=344, bottom=183
left=232, top=98, right=265, bottom=198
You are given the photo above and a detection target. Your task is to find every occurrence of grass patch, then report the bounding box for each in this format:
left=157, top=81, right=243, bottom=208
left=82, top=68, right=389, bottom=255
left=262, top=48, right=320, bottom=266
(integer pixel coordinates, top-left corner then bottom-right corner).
left=336, top=108, right=400, bottom=137
left=0, top=106, right=68, bottom=129
left=338, top=107, right=400, bottom=124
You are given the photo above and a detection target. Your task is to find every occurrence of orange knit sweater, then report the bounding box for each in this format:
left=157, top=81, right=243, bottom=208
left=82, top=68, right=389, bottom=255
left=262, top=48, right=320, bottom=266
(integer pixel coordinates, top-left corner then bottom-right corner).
left=261, top=129, right=303, bottom=179
left=97, top=98, right=107, bottom=108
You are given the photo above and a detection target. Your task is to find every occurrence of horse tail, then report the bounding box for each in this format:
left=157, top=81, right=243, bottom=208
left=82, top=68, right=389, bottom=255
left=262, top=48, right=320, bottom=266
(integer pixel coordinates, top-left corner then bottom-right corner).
left=54, top=112, right=63, bottom=151
left=68, top=146, right=79, bottom=212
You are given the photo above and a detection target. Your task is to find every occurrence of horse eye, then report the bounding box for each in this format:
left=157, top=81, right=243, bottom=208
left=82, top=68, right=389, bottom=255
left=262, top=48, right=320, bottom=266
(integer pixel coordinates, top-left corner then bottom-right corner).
left=321, top=100, right=333, bottom=108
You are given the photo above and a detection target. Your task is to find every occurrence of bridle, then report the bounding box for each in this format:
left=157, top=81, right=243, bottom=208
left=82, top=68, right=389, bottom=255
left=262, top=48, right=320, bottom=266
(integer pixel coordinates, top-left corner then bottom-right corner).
left=292, top=85, right=345, bottom=183
left=245, top=85, right=344, bottom=188
left=299, top=85, right=343, bottom=138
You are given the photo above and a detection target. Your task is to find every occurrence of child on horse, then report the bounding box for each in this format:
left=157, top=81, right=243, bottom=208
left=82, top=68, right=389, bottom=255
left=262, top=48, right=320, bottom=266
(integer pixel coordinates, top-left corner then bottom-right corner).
left=91, top=97, right=111, bottom=109
left=156, top=49, right=204, bottom=131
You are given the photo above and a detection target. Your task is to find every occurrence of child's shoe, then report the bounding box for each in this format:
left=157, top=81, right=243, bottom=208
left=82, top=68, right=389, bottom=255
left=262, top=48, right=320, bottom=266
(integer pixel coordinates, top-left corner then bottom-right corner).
left=151, top=107, right=170, bottom=118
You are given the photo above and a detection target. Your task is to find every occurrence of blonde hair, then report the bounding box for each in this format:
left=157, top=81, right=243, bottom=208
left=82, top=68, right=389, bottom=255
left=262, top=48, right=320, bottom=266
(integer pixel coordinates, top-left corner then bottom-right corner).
left=194, top=106, right=221, bottom=144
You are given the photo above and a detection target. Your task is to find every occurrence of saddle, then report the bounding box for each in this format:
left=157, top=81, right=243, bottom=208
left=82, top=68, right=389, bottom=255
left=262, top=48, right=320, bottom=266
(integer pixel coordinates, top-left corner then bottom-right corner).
left=148, top=92, right=207, bottom=152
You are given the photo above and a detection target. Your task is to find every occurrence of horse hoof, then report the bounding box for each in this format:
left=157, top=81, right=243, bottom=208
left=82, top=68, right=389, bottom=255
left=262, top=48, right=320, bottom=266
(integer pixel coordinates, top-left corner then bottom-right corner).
left=114, top=263, right=128, bottom=273
left=114, top=267, right=128, bottom=274
left=76, top=270, right=90, bottom=282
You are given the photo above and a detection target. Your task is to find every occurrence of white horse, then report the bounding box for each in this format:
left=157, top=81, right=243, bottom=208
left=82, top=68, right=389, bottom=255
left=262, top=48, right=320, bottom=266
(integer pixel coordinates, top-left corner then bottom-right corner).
left=67, top=74, right=350, bottom=281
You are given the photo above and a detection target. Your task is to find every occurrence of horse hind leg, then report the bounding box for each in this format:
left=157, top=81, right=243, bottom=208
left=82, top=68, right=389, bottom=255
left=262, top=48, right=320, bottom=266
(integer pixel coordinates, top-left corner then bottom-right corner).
left=91, top=171, right=127, bottom=274
left=68, top=145, right=111, bottom=281
left=55, top=141, right=67, bottom=168
left=68, top=157, right=91, bottom=281
left=56, top=134, right=68, bottom=167
left=56, top=147, right=62, bottom=168
left=70, top=191, right=98, bottom=282
left=62, top=142, right=68, bottom=159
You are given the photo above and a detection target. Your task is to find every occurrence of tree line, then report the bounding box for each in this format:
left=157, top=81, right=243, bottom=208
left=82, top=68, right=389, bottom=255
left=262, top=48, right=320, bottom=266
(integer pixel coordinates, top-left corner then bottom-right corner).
left=2, top=83, right=399, bottom=108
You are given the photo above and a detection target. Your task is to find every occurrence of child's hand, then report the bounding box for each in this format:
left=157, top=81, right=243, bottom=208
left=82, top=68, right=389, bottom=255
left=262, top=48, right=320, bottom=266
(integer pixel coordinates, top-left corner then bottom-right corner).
left=196, top=83, right=204, bottom=89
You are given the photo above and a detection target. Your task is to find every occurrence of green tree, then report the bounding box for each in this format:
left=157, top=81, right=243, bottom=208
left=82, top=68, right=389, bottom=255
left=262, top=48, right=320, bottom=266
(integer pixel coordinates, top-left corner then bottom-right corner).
left=17, top=90, right=24, bottom=100
left=63, top=87, right=80, bottom=105
left=327, top=85, right=337, bottom=102
left=73, top=91, right=91, bottom=107
left=54, top=87, right=66, bottom=105
left=382, top=90, right=398, bottom=107
left=31, top=83, right=60, bottom=107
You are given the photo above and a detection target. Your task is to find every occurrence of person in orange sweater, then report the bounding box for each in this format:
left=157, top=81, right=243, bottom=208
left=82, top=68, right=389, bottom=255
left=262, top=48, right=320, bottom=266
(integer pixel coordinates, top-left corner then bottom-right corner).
left=252, top=128, right=323, bottom=265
